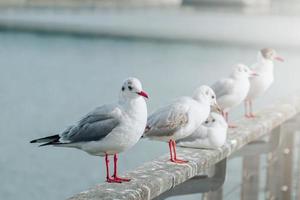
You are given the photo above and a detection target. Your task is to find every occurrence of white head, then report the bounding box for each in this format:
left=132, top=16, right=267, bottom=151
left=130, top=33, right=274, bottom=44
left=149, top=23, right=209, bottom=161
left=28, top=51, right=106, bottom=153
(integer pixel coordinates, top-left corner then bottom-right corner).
left=231, top=64, right=258, bottom=79
left=193, top=85, right=221, bottom=111
left=203, top=112, right=228, bottom=128
left=119, top=77, right=149, bottom=101
left=259, top=48, right=284, bottom=62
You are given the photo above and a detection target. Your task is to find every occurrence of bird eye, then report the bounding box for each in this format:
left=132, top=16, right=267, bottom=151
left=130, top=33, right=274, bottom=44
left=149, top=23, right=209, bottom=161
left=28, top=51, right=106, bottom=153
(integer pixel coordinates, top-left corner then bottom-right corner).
left=205, top=120, right=209, bottom=124
left=212, top=119, right=216, bottom=122
left=128, top=86, right=133, bottom=91
left=121, top=87, right=125, bottom=91
left=211, top=95, right=215, bottom=99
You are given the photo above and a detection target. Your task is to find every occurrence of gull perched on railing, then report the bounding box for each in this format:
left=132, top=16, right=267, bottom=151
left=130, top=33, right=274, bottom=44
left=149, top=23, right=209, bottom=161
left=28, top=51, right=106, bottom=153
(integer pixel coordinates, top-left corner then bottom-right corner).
left=30, top=77, right=148, bottom=183
left=143, top=85, right=220, bottom=163
left=244, top=48, right=284, bottom=118
left=177, top=112, right=228, bottom=149
left=211, top=64, right=258, bottom=128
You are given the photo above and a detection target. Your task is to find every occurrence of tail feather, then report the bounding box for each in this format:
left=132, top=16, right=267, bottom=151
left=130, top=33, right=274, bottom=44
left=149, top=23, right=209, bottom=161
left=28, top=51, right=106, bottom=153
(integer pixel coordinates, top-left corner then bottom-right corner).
left=30, top=135, right=60, bottom=144
left=38, top=141, right=59, bottom=147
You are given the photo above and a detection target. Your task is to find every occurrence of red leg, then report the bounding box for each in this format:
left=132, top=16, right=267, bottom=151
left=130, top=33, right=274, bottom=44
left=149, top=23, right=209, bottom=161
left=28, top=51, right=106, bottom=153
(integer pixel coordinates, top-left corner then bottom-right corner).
left=105, top=154, right=121, bottom=183
left=249, top=100, right=256, bottom=118
left=170, top=140, right=188, bottom=163
left=226, top=112, right=237, bottom=128
left=112, top=154, right=130, bottom=182
left=169, top=140, right=174, bottom=162
left=222, top=110, right=229, bottom=123
left=221, top=110, right=225, bottom=118
left=244, top=101, right=251, bottom=118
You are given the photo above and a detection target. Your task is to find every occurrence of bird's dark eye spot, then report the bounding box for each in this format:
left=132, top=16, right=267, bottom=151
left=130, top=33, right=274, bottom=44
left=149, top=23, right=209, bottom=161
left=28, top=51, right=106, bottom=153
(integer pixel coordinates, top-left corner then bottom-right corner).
left=212, top=96, right=215, bottom=99
left=128, top=86, right=133, bottom=90
left=121, top=87, right=125, bottom=91
left=212, top=119, right=216, bottom=122
left=205, top=120, right=209, bottom=124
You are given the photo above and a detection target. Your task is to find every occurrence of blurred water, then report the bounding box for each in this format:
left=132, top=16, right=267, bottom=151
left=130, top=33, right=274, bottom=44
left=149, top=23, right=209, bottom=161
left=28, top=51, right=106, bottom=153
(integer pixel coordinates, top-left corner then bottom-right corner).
left=0, top=31, right=300, bottom=200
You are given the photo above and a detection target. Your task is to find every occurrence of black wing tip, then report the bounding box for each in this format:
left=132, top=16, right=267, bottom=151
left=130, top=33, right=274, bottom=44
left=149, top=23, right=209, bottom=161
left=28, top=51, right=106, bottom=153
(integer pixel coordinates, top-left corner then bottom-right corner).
left=38, top=142, right=54, bottom=147
left=30, top=134, right=60, bottom=145
left=39, top=142, right=66, bottom=147
left=30, top=139, right=37, bottom=143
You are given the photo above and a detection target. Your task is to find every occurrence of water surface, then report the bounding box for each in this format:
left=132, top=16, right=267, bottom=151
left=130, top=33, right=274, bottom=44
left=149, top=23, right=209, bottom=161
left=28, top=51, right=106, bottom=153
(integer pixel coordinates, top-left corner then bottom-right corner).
left=0, top=31, right=299, bottom=200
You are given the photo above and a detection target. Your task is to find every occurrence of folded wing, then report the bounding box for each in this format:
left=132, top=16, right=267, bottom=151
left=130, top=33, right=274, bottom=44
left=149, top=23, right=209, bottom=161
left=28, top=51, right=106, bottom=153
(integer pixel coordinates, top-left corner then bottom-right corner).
left=61, top=105, right=121, bottom=143
left=144, top=103, right=189, bottom=137
left=211, top=78, right=235, bottom=98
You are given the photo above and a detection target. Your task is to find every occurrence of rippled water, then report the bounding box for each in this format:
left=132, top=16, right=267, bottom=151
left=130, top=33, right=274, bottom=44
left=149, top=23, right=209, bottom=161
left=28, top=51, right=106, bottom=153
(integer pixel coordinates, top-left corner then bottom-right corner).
left=0, top=31, right=299, bottom=200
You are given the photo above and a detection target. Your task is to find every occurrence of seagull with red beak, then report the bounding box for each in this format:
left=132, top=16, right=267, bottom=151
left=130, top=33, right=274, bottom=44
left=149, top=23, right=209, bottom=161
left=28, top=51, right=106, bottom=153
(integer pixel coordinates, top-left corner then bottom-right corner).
left=30, top=77, right=148, bottom=183
left=244, top=48, right=284, bottom=118
left=212, top=64, right=257, bottom=128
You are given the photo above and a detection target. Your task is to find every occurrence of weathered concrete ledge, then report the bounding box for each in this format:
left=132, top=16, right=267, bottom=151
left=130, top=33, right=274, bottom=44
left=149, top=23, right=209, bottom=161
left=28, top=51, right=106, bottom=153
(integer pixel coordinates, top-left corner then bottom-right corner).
left=69, top=94, right=300, bottom=200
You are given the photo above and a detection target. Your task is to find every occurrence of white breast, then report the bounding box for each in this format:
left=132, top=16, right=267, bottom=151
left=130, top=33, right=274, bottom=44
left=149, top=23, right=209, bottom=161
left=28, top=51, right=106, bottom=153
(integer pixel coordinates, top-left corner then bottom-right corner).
left=80, top=98, right=147, bottom=156
left=247, top=62, right=274, bottom=100
left=218, top=78, right=250, bottom=111
left=177, top=126, right=227, bottom=149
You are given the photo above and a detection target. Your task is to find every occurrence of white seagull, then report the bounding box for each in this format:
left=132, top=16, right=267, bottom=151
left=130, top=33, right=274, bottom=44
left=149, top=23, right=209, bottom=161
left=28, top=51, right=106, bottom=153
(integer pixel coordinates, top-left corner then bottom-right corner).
left=211, top=64, right=257, bottom=128
left=177, top=112, right=228, bottom=149
left=245, top=48, right=284, bottom=118
left=143, top=85, right=220, bottom=163
left=30, top=77, right=148, bottom=183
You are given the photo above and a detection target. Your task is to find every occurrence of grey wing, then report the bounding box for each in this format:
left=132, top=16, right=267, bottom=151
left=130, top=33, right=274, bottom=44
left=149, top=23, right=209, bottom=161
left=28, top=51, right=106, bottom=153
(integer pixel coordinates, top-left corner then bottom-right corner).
left=144, top=104, right=189, bottom=137
left=61, top=105, right=120, bottom=143
left=211, top=78, right=234, bottom=98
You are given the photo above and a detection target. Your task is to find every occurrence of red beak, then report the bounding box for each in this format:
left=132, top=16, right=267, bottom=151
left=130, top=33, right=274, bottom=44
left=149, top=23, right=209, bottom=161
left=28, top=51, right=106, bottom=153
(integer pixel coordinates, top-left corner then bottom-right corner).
left=137, top=91, right=149, bottom=99
left=274, top=56, right=284, bottom=62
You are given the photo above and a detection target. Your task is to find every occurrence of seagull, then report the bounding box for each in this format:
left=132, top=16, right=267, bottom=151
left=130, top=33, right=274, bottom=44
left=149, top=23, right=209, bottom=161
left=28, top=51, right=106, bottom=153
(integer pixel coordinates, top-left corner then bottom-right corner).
left=143, top=85, right=220, bottom=163
left=245, top=48, right=284, bottom=118
left=177, top=112, right=228, bottom=149
left=30, top=77, right=148, bottom=183
left=211, top=64, right=258, bottom=128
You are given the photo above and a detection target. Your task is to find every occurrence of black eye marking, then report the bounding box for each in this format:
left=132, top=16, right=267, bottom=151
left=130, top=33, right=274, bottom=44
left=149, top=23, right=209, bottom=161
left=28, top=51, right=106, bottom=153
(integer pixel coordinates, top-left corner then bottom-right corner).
left=128, top=86, right=133, bottom=91
left=205, top=120, right=209, bottom=124
left=121, top=87, right=125, bottom=91
left=212, top=119, right=216, bottom=122
left=212, top=96, right=215, bottom=99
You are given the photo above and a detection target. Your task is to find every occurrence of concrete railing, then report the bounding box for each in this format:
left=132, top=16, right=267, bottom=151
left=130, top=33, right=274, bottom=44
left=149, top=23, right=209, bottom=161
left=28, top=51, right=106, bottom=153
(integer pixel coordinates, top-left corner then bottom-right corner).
left=68, top=93, right=300, bottom=200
